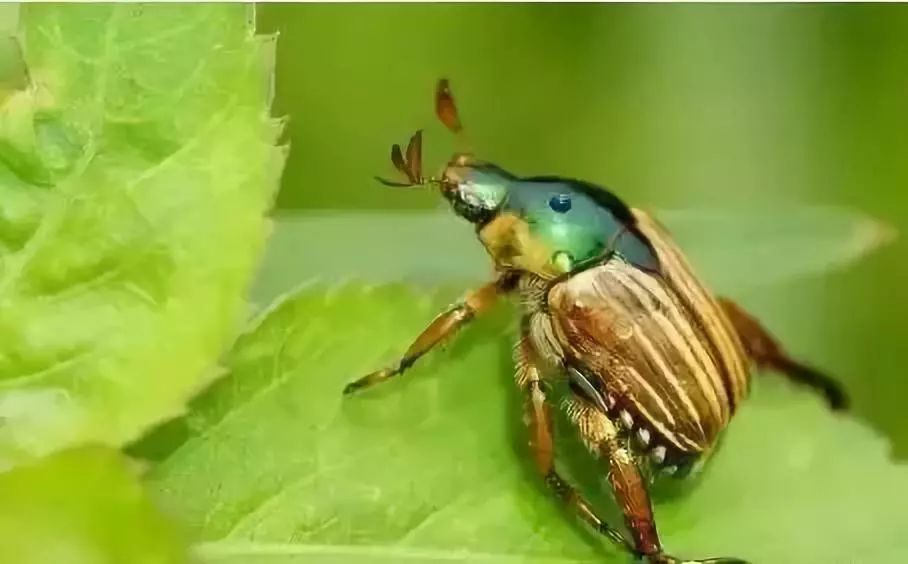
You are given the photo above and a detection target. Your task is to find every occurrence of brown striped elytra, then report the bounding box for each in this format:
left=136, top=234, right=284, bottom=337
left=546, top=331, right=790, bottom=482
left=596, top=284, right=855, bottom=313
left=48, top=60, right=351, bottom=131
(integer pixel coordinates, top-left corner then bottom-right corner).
left=345, top=79, right=849, bottom=564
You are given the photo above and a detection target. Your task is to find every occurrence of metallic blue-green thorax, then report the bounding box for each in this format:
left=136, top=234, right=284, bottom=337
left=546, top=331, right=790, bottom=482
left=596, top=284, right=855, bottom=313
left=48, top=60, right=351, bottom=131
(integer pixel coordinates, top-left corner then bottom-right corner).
left=503, top=177, right=657, bottom=271
left=462, top=164, right=659, bottom=273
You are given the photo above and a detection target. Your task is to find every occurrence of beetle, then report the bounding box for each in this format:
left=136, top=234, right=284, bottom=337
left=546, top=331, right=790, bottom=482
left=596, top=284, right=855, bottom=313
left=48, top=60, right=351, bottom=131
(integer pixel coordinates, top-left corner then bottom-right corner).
left=343, top=79, right=848, bottom=564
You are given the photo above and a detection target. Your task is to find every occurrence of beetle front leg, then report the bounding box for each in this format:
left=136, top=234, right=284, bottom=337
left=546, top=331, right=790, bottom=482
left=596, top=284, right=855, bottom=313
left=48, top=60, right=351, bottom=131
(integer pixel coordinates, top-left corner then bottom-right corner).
left=514, top=336, right=631, bottom=551
left=343, top=275, right=514, bottom=395
left=718, top=297, right=848, bottom=410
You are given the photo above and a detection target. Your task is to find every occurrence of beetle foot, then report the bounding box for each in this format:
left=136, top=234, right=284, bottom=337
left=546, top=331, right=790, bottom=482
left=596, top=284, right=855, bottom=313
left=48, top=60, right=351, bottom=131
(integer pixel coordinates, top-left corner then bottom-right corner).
left=646, top=553, right=749, bottom=564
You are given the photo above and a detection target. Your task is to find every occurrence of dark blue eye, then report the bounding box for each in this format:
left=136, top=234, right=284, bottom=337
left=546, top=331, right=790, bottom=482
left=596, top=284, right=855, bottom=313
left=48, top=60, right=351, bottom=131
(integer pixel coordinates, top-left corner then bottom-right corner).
left=549, top=193, right=572, bottom=213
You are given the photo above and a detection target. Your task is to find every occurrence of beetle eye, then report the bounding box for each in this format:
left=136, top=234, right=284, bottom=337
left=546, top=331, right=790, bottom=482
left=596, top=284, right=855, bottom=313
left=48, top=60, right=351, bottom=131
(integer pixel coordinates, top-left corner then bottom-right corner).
left=549, top=193, right=572, bottom=213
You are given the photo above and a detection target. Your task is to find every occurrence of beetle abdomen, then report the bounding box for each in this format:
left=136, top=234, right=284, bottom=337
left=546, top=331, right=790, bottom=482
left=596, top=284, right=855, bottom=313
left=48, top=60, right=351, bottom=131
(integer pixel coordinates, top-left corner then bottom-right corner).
left=547, top=210, right=751, bottom=455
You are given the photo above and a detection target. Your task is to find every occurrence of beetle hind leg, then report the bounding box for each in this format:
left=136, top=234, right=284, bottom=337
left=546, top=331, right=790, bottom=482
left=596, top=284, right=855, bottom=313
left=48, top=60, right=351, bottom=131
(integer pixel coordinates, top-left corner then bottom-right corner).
left=518, top=327, right=748, bottom=563
left=562, top=394, right=749, bottom=564
left=719, top=298, right=848, bottom=411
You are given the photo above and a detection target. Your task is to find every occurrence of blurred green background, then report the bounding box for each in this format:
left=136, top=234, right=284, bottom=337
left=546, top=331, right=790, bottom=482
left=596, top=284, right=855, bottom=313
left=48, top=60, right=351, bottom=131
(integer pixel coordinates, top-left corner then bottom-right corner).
left=258, top=5, right=908, bottom=457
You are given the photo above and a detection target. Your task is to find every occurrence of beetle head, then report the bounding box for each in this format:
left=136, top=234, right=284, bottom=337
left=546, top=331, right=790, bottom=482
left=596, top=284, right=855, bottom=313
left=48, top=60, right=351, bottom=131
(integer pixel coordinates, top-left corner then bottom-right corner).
left=376, top=79, right=512, bottom=226
left=376, top=147, right=509, bottom=225
left=376, top=79, right=662, bottom=279
left=437, top=154, right=510, bottom=225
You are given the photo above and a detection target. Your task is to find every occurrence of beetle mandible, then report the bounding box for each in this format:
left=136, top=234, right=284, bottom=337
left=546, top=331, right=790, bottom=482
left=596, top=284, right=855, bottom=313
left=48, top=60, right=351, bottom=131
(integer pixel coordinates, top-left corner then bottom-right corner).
left=344, top=79, right=848, bottom=564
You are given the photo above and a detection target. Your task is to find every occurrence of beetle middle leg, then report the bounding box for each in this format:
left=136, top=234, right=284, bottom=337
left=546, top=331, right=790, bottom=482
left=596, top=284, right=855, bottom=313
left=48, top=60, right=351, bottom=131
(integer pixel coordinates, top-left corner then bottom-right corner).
left=514, top=335, right=631, bottom=551
left=718, top=297, right=848, bottom=410
left=343, top=274, right=515, bottom=395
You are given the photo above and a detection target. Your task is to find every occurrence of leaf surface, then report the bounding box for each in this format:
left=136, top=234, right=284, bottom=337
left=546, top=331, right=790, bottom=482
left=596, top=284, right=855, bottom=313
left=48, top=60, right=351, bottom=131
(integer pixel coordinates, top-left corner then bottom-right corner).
left=0, top=4, right=285, bottom=467
left=145, top=284, right=908, bottom=564
left=0, top=446, right=189, bottom=564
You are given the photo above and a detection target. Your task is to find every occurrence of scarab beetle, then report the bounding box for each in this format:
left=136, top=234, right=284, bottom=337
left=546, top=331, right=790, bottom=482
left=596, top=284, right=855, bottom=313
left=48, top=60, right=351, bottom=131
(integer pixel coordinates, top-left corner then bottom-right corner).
left=344, top=79, right=848, bottom=564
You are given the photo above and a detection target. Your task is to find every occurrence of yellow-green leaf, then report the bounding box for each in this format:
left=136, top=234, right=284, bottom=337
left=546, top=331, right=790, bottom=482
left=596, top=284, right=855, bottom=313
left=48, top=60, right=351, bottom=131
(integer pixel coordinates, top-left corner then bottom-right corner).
left=0, top=446, right=189, bottom=564
left=0, top=4, right=285, bottom=468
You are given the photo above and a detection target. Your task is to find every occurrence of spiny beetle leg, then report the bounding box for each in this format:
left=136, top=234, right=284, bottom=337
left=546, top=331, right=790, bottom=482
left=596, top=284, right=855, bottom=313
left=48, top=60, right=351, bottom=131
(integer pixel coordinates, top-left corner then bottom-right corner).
left=602, top=439, right=749, bottom=564
left=601, top=438, right=662, bottom=557
left=343, top=306, right=471, bottom=394
left=559, top=395, right=746, bottom=564
left=514, top=335, right=631, bottom=551
left=718, top=297, right=849, bottom=411
left=343, top=275, right=514, bottom=395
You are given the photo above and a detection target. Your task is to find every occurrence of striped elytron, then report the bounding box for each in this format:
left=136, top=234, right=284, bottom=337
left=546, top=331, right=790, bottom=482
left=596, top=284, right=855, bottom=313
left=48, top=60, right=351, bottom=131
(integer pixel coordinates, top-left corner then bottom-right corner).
left=344, top=80, right=847, bottom=564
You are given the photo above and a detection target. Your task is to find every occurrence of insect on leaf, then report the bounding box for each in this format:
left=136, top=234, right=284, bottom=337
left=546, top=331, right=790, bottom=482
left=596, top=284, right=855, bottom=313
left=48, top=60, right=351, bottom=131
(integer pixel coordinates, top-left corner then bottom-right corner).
left=142, top=283, right=908, bottom=564
left=249, top=207, right=894, bottom=307
left=0, top=4, right=285, bottom=469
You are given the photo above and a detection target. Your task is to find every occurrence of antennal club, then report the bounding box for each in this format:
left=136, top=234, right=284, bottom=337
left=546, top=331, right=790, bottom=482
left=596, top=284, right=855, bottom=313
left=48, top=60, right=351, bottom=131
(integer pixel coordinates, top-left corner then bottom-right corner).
left=376, top=129, right=427, bottom=187
left=435, top=79, right=463, bottom=134
left=376, top=78, right=470, bottom=188
left=435, top=78, right=472, bottom=155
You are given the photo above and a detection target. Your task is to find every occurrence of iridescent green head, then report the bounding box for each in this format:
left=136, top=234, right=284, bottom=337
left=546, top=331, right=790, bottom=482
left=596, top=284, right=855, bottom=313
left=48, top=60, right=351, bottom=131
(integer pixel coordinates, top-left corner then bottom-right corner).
left=437, top=155, right=510, bottom=224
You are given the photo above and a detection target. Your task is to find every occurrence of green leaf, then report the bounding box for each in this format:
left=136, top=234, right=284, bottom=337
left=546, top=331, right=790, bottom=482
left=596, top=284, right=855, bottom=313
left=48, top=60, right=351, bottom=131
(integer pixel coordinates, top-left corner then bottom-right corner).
left=0, top=4, right=26, bottom=105
left=145, top=284, right=908, bottom=564
left=0, top=5, right=285, bottom=468
left=0, top=446, right=189, bottom=564
left=250, top=207, right=894, bottom=306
